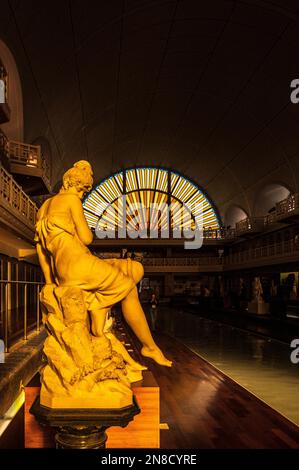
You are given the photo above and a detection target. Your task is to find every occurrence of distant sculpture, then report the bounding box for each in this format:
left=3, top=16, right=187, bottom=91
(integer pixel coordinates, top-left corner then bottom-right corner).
left=252, top=276, right=263, bottom=302
left=35, top=160, right=172, bottom=409
left=248, top=276, right=269, bottom=314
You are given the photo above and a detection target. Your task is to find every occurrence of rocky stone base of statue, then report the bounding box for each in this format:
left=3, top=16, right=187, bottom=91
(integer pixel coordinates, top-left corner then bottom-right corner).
left=39, top=284, right=143, bottom=409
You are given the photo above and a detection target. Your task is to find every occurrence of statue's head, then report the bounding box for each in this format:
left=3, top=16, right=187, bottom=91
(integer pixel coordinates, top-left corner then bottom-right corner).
left=60, top=287, right=87, bottom=325
left=62, top=161, right=93, bottom=199
left=73, top=160, right=93, bottom=177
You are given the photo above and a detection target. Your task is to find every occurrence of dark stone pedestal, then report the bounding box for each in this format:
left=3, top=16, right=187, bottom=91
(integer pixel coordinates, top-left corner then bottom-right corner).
left=30, top=396, right=140, bottom=449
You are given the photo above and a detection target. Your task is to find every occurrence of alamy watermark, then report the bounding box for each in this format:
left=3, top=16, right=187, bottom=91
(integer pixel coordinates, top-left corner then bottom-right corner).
left=0, top=79, right=5, bottom=104
left=0, top=339, right=4, bottom=363
left=93, top=195, right=204, bottom=249
left=290, top=79, right=299, bottom=104
left=290, top=339, right=299, bottom=364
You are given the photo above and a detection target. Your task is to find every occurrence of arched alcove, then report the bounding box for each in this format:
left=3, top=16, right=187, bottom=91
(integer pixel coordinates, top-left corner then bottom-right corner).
left=224, top=205, right=248, bottom=228
left=0, top=38, right=23, bottom=141
left=83, top=167, right=221, bottom=234
left=253, top=184, right=290, bottom=217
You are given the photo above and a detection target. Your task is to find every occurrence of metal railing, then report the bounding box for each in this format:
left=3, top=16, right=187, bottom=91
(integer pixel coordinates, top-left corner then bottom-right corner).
left=270, top=193, right=299, bottom=222
left=95, top=227, right=236, bottom=241
left=9, top=140, right=51, bottom=189
left=142, top=256, right=223, bottom=267
left=226, top=239, right=299, bottom=265
left=264, top=211, right=277, bottom=226
left=0, top=164, right=38, bottom=226
left=235, top=216, right=265, bottom=235
left=0, top=279, right=43, bottom=353
left=239, top=194, right=299, bottom=229
left=203, top=228, right=236, bottom=239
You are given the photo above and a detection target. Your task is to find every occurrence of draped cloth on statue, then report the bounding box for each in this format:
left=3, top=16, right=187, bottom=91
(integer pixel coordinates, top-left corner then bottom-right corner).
left=34, top=212, right=135, bottom=311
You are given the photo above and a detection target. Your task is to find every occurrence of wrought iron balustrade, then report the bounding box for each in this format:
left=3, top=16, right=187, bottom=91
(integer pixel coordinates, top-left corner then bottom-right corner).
left=0, top=164, right=38, bottom=227
left=0, top=279, right=43, bottom=353
left=235, top=217, right=265, bottom=235
left=264, top=194, right=299, bottom=226
left=142, top=256, right=223, bottom=267
left=9, top=140, right=51, bottom=191
left=226, top=239, right=299, bottom=265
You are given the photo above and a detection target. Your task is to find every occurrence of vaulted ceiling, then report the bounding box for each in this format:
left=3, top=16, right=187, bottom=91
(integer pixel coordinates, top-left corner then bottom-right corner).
left=1, top=0, right=299, bottom=221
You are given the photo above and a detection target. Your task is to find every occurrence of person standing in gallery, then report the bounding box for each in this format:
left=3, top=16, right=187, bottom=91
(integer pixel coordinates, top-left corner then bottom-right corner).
left=149, top=292, right=159, bottom=331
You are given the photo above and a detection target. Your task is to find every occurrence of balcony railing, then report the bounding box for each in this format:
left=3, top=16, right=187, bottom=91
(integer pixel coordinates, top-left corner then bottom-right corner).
left=276, top=193, right=297, bottom=215
left=226, top=239, right=299, bottom=266
left=142, top=256, right=223, bottom=267
left=9, top=140, right=51, bottom=192
left=235, top=217, right=265, bottom=236
left=93, top=227, right=236, bottom=244
left=203, top=228, right=235, bottom=240
left=265, top=194, right=299, bottom=224
left=0, top=279, right=43, bottom=352
left=0, top=164, right=38, bottom=227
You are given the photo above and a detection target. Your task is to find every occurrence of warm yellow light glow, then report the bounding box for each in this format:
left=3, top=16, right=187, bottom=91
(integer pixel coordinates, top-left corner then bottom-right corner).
left=83, top=168, right=220, bottom=233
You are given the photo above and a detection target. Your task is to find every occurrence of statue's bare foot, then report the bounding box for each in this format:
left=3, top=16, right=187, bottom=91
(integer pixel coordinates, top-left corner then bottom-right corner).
left=141, top=346, right=172, bottom=367
left=127, top=359, right=148, bottom=371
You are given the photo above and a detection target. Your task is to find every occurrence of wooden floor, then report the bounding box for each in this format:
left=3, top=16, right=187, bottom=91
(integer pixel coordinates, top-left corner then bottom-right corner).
left=134, top=333, right=299, bottom=449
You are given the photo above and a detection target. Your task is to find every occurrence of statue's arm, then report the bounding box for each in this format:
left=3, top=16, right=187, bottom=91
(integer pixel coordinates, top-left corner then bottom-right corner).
left=36, top=197, right=50, bottom=222
left=36, top=242, right=55, bottom=285
left=69, top=195, right=93, bottom=245
left=35, top=199, right=54, bottom=284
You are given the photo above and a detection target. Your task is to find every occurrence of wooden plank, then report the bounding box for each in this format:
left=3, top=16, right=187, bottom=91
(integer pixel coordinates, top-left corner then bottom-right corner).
left=25, top=387, right=55, bottom=448
left=107, top=385, right=159, bottom=448
left=25, top=332, right=299, bottom=449
left=145, top=334, right=299, bottom=449
left=25, top=379, right=160, bottom=448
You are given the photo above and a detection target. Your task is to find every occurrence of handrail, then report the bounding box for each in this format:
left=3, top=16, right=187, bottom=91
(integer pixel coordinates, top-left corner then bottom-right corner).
left=203, top=228, right=235, bottom=239
left=264, top=194, right=299, bottom=226
left=9, top=140, right=42, bottom=169
left=142, top=238, right=299, bottom=268
left=235, top=216, right=265, bottom=233
left=142, top=256, right=223, bottom=266
left=226, top=239, right=299, bottom=265
left=0, top=279, right=43, bottom=353
left=0, top=164, right=38, bottom=227
left=101, top=227, right=236, bottom=240
left=0, top=280, right=44, bottom=284
left=218, top=194, right=299, bottom=235
left=9, top=140, right=51, bottom=188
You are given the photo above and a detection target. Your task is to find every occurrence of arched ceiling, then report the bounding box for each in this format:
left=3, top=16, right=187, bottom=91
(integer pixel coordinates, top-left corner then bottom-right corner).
left=2, top=0, right=299, bottom=220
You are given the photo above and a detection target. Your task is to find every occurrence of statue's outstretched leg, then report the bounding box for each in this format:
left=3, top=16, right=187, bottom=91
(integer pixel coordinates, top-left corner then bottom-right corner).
left=106, top=333, right=147, bottom=371
left=121, top=286, right=172, bottom=367
left=90, top=308, right=109, bottom=337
